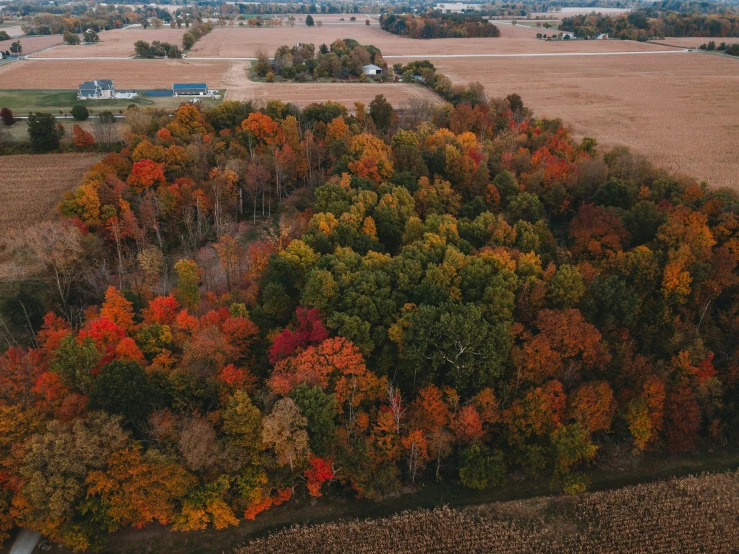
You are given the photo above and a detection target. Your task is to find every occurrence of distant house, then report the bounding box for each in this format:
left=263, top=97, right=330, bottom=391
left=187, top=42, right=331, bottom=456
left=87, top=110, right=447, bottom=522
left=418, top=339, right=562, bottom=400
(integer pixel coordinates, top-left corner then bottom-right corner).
left=78, top=79, right=114, bottom=99
left=363, top=64, right=382, bottom=76
left=173, top=83, right=208, bottom=96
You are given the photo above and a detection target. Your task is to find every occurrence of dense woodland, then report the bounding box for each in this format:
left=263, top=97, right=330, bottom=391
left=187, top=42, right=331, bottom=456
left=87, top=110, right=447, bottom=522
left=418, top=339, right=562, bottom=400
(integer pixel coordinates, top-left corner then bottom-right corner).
left=561, top=9, right=739, bottom=39
left=1, top=81, right=739, bottom=551
left=379, top=11, right=501, bottom=38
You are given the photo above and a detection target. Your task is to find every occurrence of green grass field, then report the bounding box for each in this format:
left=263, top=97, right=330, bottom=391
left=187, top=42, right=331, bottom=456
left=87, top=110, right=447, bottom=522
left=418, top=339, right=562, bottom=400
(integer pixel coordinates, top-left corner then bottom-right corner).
left=0, top=90, right=224, bottom=116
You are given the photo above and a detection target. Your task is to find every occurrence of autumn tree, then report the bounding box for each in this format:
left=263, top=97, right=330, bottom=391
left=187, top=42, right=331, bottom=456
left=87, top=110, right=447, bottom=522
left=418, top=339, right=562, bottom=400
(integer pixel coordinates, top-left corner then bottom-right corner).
left=262, top=397, right=309, bottom=471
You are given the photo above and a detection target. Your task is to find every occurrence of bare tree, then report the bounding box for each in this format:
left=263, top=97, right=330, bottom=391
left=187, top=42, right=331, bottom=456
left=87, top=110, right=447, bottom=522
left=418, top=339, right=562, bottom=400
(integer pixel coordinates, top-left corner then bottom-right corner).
left=9, top=222, right=84, bottom=321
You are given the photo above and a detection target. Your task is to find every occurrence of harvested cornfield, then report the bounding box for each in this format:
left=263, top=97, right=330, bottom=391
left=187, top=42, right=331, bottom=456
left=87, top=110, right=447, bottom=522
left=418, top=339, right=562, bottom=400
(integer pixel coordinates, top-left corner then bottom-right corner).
left=433, top=52, right=739, bottom=189
left=0, top=34, right=62, bottom=55
left=0, top=152, right=103, bottom=233
left=28, top=27, right=186, bottom=58
left=0, top=59, right=231, bottom=90
left=235, top=471, right=739, bottom=554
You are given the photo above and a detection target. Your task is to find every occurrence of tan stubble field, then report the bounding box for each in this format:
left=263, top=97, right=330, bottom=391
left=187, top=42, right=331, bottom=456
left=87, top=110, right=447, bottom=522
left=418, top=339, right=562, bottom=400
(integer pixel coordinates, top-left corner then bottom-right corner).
left=432, top=52, right=739, bottom=189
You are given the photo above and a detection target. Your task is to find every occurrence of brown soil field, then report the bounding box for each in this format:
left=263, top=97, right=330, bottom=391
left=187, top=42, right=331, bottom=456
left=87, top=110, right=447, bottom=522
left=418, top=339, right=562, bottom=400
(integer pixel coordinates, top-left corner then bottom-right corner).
left=0, top=59, right=232, bottom=89
left=0, top=152, right=103, bottom=233
left=187, top=24, right=674, bottom=58
left=0, top=25, right=24, bottom=38
left=221, top=62, right=442, bottom=108
left=0, top=34, right=62, bottom=55
left=434, top=52, right=739, bottom=189
left=651, top=36, right=739, bottom=48
left=28, top=27, right=187, bottom=58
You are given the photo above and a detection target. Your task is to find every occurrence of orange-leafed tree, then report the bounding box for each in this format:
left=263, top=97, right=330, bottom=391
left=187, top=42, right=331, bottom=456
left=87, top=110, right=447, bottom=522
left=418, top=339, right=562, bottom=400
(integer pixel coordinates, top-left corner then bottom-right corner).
left=512, top=309, right=609, bottom=386
left=100, top=286, right=135, bottom=332
left=127, top=159, right=166, bottom=192
left=568, top=381, right=614, bottom=433
left=85, top=445, right=195, bottom=529
left=504, top=380, right=566, bottom=445
left=569, top=203, right=630, bottom=260
left=72, top=124, right=94, bottom=148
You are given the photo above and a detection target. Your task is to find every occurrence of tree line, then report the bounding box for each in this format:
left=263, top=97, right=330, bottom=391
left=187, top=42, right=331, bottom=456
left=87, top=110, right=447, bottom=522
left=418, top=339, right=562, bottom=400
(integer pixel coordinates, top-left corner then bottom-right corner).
left=379, top=11, right=501, bottom=39
left=1, top=86, right=738, bottom=550
left=561, top=9, right=739, bottom=40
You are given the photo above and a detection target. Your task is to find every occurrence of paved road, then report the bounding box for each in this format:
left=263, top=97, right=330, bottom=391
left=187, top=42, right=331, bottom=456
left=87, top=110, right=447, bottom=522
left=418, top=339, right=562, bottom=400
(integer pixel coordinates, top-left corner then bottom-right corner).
left=384, top=49, right=689, bottom=58
left=24, top=49, right=690, bottom=61
left=9, top=529, right=40, bottom=554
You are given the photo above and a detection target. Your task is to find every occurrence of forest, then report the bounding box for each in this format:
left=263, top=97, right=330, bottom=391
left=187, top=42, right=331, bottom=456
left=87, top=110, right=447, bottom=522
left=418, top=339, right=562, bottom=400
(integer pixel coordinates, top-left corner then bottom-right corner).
left=560, top=9, right=739, bottom=39
left=379, top=11, right=501, bottom=39
left=1, top=85, right=738, bottom=551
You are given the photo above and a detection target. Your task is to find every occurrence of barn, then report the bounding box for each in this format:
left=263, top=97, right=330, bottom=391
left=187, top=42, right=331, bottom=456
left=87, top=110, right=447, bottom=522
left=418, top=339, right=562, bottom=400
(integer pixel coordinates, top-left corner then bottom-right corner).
left=362, top=64, right=382, bottom=76
left=172, top=83, right=208, bottom=96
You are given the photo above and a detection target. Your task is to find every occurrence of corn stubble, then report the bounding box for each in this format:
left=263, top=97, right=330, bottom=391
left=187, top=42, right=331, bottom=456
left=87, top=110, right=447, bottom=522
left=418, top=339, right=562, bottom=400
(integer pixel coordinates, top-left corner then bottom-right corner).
left=236, top=471, right=739, bottom=553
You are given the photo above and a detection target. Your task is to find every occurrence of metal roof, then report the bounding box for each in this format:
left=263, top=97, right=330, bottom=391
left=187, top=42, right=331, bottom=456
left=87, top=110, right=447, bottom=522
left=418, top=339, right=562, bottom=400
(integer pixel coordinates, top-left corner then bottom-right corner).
left=173, top=83, right=208, bottom=90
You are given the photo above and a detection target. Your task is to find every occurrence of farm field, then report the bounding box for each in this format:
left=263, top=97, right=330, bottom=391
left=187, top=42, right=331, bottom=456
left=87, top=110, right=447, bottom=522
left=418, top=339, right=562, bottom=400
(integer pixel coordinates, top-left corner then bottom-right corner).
left=0, top=59, right=231, bottom=89
left=651, top=36, right=739, bottom=48
left=226, top=80, right=441, bottom=108
left=185, top=24, right=676, bottom=58
left=0, top=34, right=62, bottom=55
left=0, top=89, right=223, bottom=115
left=236, top=471, right=739, bottom=554
left=222, top=62, right=441, bottom=108
left=0, top=152, right=103, bottom=234
left=28, top=27, right=187, bottom=58
left=433, top=52, right=739, bottom=189
left=0, top=24, right=23, bottom=38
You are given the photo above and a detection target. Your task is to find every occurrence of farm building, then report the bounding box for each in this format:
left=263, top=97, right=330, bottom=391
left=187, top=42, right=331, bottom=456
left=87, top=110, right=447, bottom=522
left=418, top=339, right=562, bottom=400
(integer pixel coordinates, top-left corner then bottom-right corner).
left=363, top=64, right=382, bottom=76
left=173, top=83, right=208, bottom=96
left=78, top=79, right=114, bottom=99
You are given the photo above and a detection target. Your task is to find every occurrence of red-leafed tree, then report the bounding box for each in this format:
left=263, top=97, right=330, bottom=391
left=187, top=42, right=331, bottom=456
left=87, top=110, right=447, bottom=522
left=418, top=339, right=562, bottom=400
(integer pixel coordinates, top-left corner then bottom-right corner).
left=268, top=307, right=329, bottom=364
left=304, top=456, right=335, bottom=497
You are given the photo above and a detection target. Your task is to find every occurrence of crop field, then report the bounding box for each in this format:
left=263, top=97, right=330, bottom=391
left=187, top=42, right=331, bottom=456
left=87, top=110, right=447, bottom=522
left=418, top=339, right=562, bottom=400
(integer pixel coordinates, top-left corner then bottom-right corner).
left=28, top=27, right=187, bottom=58
left=0, top=152, right=103, bottom=234
left=186, top=23, right=675, bottom=58
left=433, top=52, right=739, bottom=189
left=221, top=62, right=441, bottom=108
left=650, top=36, right=739, bottom=48
left=235, top=471, right=739, bottom=554
left=0, top=59, right=232, bottom=89
left=0, top=34, right=62, bottom=55
left=0, top=24, right=23, bottom=38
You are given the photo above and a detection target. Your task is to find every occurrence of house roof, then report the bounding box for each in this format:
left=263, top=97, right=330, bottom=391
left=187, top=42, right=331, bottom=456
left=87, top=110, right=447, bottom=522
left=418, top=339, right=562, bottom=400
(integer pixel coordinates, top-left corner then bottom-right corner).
left=363, top=64, right=382, bottom=71
left=173, top=83, right=208, bottom=90
left=79, top=79, right=114, bottom=90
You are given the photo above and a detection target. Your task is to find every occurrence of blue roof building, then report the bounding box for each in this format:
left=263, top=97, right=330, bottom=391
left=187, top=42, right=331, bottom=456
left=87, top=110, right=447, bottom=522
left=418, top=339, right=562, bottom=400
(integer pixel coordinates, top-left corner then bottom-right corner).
left=172, top=83, right=208, bottom=96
